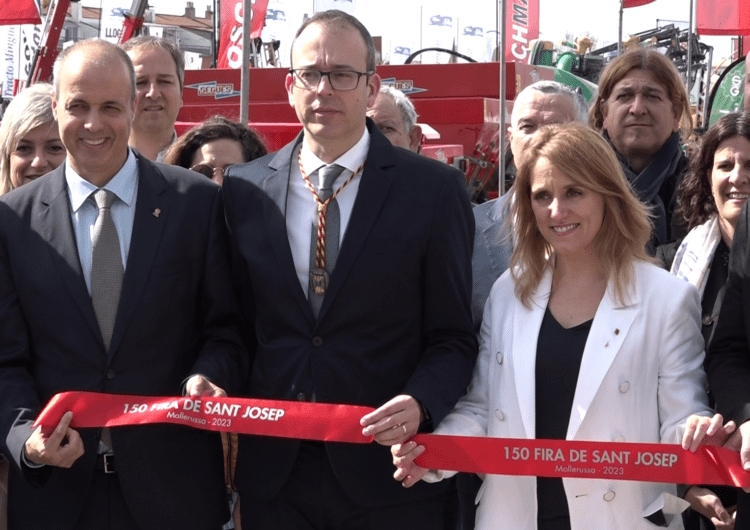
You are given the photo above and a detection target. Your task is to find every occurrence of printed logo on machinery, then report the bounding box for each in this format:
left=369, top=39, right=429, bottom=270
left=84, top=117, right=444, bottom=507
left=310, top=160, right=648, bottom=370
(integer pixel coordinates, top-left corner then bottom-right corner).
left=185, top=80, right=241, bottom=100
left=380, top=77, right=427, bottom=95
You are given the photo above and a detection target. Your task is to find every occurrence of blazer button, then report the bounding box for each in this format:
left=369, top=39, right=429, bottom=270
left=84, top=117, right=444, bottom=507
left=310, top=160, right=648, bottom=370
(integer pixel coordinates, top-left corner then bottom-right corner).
left=603, top=491, right=615, bottom=502
left=106, top=369, right=116, bottom=380
left=619, top=381, right=630, bottom=393
left=296, top=392, right=306, bottom=401
left=496, top=352, right=503, bottom=365
left=312, top=336, right=323, bottom=347
left=494, top=409, right=505, bottom=421
left=702, top=313, right=713, bottom=326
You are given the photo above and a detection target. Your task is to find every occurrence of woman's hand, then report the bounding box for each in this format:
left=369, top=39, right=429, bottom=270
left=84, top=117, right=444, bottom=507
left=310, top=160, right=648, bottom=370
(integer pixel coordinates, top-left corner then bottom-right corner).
left=684, top=486, right=736, bottom=529
left=682, top=413, right=736, bottom=452
left=391, top=440, right=429, bottom=487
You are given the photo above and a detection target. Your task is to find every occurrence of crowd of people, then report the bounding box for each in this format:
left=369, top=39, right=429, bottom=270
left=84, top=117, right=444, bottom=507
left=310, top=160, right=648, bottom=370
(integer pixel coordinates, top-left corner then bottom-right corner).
left=0, top=7, right=749, bottom=530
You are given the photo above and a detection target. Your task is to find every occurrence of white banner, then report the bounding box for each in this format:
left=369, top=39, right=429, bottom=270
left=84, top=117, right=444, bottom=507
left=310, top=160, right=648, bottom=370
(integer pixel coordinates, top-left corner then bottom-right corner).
left=18, top=24, right=41, bottom=91
left=99, top=0, right=131, bottom=43
left=259, top=1, right=301, bottom=69
left=457, top=17, right=489, bottom=62
left=421, top=7, right=457, bottom=64
left=389, top=39, right=415, bottom=66
left=184, top=51, right=202, bottom=70
left=313, top=0, right=357, bottom=14
left=1, top=26, right=18, bottom=98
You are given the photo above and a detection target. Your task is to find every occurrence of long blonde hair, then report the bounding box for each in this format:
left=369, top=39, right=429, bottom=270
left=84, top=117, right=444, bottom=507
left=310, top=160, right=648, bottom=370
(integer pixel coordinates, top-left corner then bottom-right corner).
left=509, top=123, right=652, bottom=307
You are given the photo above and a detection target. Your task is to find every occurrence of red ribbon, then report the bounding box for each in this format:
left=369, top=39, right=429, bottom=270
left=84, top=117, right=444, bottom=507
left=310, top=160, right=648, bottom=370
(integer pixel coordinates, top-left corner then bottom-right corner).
left=34, top=391, right=750, bottom=488
left=413, top=434, right=750, bottom=488
left=34, top=391, right=372, bottom=444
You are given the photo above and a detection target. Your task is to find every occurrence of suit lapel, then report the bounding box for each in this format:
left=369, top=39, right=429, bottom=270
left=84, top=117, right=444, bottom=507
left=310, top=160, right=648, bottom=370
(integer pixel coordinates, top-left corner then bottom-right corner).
left=316, top=128, right=397, bottom=321
left=566, top=281, right=639, bottom=440
left=512, top=268, right=552, bottom=439
left=260, top=136, right=315, bottom=319
left=108, top=156, right=169, bottom=359
left=39, top=167, right=102, bottom=339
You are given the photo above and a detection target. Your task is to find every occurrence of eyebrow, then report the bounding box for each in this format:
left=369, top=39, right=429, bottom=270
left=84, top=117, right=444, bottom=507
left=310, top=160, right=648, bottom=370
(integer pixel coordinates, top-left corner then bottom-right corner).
left=613, top=84, right=666, bottom=96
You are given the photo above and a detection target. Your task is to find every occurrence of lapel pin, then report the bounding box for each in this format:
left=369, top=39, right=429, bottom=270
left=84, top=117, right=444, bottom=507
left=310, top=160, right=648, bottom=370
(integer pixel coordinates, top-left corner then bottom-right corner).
left=153, top=208, right=161, bottom=218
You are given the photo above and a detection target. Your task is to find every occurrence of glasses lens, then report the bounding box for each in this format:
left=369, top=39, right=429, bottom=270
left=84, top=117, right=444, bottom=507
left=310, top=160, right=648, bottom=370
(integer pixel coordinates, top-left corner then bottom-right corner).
left=329, top=71, right=359, bottom=90
left=190, top=164, right=215, bottom=179
left=294, top=70, right=321, bottom=89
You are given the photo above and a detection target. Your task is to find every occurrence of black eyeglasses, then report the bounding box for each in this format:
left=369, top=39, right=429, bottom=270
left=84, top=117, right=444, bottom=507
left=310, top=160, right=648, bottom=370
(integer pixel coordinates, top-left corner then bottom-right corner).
left=289, top=69, right=373, bottom=91
left=190, top=163, right=229, bottom=180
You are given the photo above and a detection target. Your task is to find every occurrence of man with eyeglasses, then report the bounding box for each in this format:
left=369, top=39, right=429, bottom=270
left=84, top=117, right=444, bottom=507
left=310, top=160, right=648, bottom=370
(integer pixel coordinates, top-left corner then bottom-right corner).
left=223, top=9, right=476, bottom=530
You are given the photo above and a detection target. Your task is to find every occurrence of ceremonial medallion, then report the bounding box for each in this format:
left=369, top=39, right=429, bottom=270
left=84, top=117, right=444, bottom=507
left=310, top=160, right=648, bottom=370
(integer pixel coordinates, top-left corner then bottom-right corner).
left=310, top=268, right=330, bottom=294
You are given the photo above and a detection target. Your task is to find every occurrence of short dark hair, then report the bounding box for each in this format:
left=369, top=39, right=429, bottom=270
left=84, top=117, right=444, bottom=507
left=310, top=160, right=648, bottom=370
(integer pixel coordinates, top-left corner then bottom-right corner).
left=678, top=111, right=750, bottom=229
left=291, top=10, right=376, bottom=72
left=163, top=116, right=268, bottom=168
left=121, top=35, right=185, bottom=88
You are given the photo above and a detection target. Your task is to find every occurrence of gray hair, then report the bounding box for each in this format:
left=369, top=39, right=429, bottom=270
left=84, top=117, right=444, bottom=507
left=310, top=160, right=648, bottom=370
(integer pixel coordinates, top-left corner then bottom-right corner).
left=512, top=80, right=589, bottom=125
left=53, top=39, right=136, bottom=103
left=377, top=86, right=418, bottom=131
left=0, top=83, right=57, bottom=194
left=121, top=35, right=185, bottom=89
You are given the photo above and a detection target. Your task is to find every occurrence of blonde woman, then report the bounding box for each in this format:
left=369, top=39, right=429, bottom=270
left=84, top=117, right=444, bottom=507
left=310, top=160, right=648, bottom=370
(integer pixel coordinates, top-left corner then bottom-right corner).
left=393, top=123, right=730, bottom=530
left=0, top=83, right=65, bottom=194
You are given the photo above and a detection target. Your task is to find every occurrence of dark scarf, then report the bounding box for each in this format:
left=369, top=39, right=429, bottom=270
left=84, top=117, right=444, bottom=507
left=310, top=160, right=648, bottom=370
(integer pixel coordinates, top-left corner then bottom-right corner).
left=608, top=131, right=683, bottom=245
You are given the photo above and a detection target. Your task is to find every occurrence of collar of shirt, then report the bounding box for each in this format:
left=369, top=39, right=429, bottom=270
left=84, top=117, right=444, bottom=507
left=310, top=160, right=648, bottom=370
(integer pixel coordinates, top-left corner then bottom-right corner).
left=66, top=149, right=138, bottom=212
left=156, top=129, right=179, bottom=163
left=299, top=128, right=370, bottom=187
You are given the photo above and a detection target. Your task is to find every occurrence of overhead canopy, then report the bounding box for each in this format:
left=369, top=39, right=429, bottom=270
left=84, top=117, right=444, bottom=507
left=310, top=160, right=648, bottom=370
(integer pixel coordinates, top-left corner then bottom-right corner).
left=698, top=0, right=750, bottom=35
left=623, top=0, right=655, bottom=7
left=0, top=0, right=41, bottom=25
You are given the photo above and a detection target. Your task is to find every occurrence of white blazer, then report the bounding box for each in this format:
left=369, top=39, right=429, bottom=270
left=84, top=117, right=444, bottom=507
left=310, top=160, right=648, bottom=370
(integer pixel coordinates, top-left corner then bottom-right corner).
left=426, top=260, right=711, bottom=530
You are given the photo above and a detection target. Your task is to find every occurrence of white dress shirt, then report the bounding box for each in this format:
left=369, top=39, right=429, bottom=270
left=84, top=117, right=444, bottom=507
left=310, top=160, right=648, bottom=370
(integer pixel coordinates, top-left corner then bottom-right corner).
left=286, top=131, right=370, bottom=297
left=65, top=149, right=139, bottom=293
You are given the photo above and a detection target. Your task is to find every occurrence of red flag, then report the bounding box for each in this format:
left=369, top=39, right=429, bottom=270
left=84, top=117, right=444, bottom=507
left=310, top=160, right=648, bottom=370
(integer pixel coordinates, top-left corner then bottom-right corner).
left=217, top=0, right=243, bottom=69
left=0, top=0, right=41, bottom=25
left=505, top=0, right=540, bottom=63
left=623, top=0, right=655, bottom=7
left=698, top=0, right=750, bottom=35
left=251, top=0, right=269, bottom=39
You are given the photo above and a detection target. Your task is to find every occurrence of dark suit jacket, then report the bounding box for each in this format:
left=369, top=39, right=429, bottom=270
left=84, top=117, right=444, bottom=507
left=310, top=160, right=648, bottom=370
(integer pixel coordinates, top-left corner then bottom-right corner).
left=223, top=121, right=478, bottom=508
left=0, top=153, right=245, bottom=530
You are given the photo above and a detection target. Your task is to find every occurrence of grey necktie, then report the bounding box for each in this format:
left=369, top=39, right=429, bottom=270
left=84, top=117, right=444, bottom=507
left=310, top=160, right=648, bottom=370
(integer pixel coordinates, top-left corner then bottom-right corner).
left=91, top=189, right=123, bottom=352
left=308, top=164, right=345, bottom=317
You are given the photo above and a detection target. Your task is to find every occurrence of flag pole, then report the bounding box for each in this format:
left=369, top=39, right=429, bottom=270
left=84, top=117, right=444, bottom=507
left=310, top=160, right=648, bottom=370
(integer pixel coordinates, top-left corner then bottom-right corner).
left=687, top=0, right=693, bottom=93
left=240, top=0, right=251, bottom=125
left=499, top=0, right=506, bottom=193
left=618, top=0, right=623, bottom=56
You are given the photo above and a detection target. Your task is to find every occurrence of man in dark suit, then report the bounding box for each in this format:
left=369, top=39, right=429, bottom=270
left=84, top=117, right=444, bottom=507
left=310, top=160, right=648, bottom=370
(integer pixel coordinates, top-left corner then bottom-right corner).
left=0, top=39, right=244, bottom=529
left=223, top=10, right=477, bottom=530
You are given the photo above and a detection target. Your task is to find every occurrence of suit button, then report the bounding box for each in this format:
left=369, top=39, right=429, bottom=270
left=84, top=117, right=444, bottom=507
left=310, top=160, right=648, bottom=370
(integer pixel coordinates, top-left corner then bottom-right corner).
left=494, top=409, right=505, bottom=421
left=702, top=313, right=713, bottom=326
left=296, top=392, right=306, bottom=401
left=312, top=336, right=323, bottom=347
left=603, top=491, right=615, bottom=502
left=496, top=352, right=503, bottom=365
left=619, top=381, right=630, bottom=393
left=106, top=369, right=116, bottom=380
